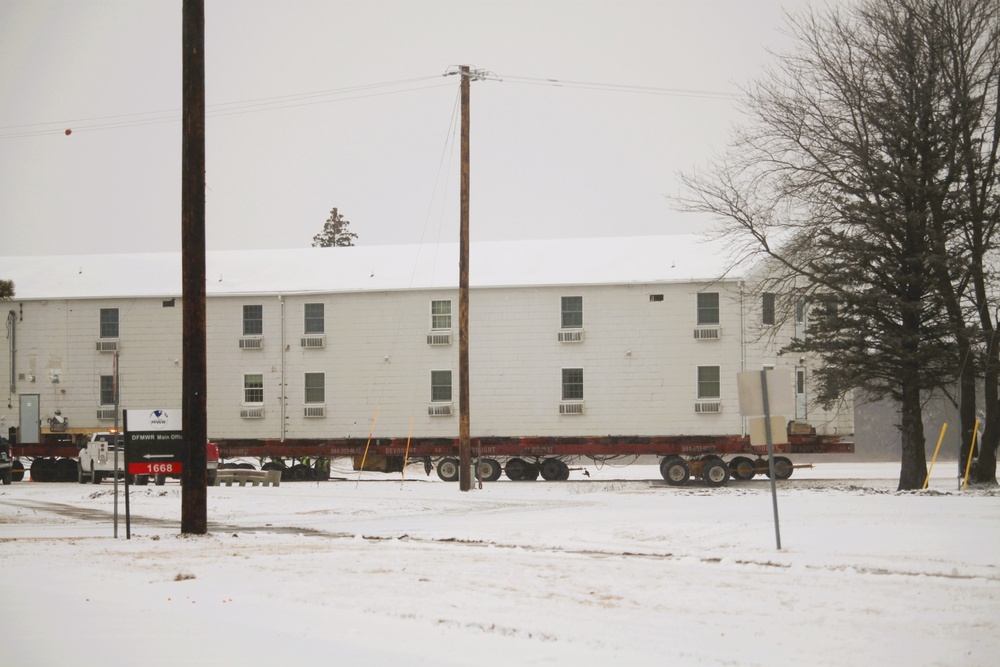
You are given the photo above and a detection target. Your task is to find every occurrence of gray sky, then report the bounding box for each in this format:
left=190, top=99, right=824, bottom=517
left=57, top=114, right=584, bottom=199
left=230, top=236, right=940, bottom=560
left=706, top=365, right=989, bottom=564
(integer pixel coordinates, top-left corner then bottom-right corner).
left=1, top=0, right=815, bottom=257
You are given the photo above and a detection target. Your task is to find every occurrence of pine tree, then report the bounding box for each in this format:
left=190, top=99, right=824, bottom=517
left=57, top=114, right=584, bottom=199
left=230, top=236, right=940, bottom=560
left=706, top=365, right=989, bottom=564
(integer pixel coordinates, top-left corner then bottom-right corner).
left=311, top=208, right=357, bottom=247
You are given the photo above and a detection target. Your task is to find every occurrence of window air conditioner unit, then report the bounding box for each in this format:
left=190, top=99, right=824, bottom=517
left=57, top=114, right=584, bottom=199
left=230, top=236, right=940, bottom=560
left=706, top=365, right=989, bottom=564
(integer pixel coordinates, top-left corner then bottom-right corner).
left=240, top=407, right=265, bottom=419
left=558, top=330, right=585, bottom=343
left=428, top=404, right=453, bottom=416
left=301, top=336, right=326, bottom=349
left=693, top=327, right=721, bottom=340
left=694, top=401, right=722, bottom=414
left=96, top=340, right=119, bottom=353
left=239, top=337, right=264, bottom=350
left=96, top=408, right=118, bottom=420
left=303, top=405, right=326, bottom=418
left=426, top=333, right=452, bottom=346
left=559, top=402, right=585, bottom=415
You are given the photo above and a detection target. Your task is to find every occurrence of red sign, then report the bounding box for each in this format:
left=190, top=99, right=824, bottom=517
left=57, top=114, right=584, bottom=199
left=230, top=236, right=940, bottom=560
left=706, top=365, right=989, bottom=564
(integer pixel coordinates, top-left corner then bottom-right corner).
left=128, top=462, right=183, bottom=475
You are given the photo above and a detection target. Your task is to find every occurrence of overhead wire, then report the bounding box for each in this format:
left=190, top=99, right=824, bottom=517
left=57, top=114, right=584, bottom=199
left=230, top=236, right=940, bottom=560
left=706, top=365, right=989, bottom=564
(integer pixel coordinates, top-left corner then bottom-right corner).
left=497, top=74, right=739, bottom=100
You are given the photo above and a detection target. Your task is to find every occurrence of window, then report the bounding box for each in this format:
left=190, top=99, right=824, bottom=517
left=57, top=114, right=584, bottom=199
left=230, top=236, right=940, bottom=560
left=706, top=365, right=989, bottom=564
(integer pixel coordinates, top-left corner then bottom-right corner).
left=303, top=303, right=324, bottom=335
left=697, top=366, right=721, bottom=399
left=244, top=374, right=264, bottom=404
left=696, top=293, right=719, bottom=325
left=795, top=297, right=806, bottom=325
left=762, top=293, right=775, bottom=326
left=561, top=296, right=583, bottom=329
left=304, top=372, right=325, bottom=404
left=243, top=305, right=263, bottom=336
left=562, top=368, right=584, bottom=401
left=99, top=375, right=115, bottom=405
left=99, top=308, right=119, bottom=338
left=431, top=300, right=452, bottom=330
left=431, top=370, right=452, bottom=402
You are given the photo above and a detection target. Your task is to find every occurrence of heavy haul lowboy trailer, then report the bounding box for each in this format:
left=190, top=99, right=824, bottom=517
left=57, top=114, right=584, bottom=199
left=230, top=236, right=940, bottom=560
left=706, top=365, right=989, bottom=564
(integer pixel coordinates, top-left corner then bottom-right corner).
left=9, top=431, right=852, bottom=487
left=211, top=433, right=854, bottom=486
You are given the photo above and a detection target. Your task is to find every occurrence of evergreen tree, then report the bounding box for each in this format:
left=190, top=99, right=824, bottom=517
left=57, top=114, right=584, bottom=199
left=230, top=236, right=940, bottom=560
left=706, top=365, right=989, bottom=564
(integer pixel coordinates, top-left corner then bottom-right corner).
left=311, top=207, right=357, bottom=247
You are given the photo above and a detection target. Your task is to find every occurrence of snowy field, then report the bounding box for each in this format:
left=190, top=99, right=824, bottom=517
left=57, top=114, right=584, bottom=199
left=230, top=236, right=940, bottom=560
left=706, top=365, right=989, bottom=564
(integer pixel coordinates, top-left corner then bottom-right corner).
left=2, top=461, right=998, bottom=667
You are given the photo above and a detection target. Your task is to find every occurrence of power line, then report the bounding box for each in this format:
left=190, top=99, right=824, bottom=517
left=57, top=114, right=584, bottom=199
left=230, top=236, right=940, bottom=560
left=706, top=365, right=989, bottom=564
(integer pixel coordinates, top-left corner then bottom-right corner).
left=498, top=74, right=739, bottom=100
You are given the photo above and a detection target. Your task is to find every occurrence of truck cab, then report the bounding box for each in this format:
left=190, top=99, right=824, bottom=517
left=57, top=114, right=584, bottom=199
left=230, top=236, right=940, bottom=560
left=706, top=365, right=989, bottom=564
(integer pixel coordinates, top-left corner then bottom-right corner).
left=77, top=432, right=125, bottom=484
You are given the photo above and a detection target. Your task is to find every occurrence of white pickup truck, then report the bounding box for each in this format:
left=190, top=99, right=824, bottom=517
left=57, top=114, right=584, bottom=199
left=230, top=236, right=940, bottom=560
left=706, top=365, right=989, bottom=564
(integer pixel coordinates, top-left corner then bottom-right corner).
left=77, top=432, right=126, bottom=484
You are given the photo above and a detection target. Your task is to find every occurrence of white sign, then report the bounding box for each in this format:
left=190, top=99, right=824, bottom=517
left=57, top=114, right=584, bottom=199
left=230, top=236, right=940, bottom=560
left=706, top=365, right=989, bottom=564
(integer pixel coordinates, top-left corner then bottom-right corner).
left=737, top=370, right=794, bottom=417
left=125, top=409, right=183, bottom=431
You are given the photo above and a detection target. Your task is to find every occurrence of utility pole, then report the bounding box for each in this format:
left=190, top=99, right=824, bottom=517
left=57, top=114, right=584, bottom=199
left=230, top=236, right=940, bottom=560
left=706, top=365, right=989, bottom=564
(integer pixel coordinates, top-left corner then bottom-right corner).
left=458, top=65, right=472, bottom=491
left=181, top=0, right=207, bottom=533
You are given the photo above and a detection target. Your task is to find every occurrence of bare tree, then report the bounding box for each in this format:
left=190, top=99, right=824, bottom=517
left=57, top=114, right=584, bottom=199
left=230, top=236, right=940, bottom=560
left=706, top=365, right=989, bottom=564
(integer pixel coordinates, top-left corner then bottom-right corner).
left=679, top=0, right=999, bottom=489
left=311, top=207, right=358, bottom=248
left=0, top=280, right=13, bottom=299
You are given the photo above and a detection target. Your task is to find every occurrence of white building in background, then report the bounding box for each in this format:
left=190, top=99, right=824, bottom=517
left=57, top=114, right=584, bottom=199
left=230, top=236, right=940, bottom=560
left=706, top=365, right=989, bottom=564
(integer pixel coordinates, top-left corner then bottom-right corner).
left=0, top=236, right=853, bottom=442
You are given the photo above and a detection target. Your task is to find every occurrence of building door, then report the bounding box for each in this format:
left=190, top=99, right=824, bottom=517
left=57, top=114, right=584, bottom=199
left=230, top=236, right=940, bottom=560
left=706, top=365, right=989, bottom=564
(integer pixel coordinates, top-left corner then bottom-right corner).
left=19, top=393, right=40, bottom=445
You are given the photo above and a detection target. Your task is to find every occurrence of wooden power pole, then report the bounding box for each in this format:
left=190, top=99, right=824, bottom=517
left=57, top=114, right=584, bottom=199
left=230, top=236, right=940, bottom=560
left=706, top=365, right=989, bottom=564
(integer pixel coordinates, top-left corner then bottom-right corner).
left=458, top=65, right=472, bottom=491
left=181, top=0, right=208, bottom=533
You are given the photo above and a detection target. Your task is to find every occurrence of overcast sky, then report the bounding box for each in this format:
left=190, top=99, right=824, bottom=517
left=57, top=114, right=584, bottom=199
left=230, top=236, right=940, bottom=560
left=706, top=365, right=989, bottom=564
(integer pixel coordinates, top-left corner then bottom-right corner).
left=1, top=0, right=818, bottom=257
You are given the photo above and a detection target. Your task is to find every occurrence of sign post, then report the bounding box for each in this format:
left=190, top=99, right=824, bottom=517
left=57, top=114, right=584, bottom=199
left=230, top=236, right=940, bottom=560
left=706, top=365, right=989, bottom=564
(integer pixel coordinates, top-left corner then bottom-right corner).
left=737, top=370, right=793, bottom=551
left=124, top=409, right=184, bottom=539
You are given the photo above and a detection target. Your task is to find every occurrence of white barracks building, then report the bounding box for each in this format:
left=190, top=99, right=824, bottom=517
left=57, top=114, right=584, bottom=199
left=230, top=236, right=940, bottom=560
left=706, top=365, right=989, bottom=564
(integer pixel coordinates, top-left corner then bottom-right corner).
left=1, top=235, right=853, bottom=442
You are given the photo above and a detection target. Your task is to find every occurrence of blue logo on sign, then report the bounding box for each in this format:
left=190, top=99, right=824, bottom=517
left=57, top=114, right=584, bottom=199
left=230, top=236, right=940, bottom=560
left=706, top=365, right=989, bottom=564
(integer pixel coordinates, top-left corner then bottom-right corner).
left=149, top=410, right=170, bottom=429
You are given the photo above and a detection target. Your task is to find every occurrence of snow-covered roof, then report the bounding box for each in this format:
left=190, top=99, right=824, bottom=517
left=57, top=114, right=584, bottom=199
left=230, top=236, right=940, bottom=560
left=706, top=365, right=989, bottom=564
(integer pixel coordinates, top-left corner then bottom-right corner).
left=1, top=235, right=742, bottom=300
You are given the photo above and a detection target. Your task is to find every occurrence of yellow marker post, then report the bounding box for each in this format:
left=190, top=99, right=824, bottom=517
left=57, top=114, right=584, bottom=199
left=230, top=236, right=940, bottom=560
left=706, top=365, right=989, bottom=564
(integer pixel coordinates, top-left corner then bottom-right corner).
left=962, top=419, right=979, bottom=492
left=356, top=404, right=381, bottom=488
left=923, top=423, right=947, bottom=489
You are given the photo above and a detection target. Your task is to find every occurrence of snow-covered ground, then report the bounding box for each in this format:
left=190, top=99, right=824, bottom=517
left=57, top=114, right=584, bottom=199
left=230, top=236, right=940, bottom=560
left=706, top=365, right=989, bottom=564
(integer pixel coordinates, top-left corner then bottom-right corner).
left=2, top=462, right=998, bottom=666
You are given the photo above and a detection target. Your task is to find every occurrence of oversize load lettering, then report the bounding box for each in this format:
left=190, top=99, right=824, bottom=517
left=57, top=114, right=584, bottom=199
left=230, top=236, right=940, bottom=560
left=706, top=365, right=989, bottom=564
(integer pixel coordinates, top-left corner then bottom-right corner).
left=128, top=462, right=182, bottom=475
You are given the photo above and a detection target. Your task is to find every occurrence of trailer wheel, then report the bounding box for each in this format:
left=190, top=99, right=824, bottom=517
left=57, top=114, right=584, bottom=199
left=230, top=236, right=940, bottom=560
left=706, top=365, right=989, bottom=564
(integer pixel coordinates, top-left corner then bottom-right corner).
left=660, top=457, right=690, bottom=486
left=764, top=456, right=794, bottom=480
left=154, top=474, right=166, bottom=486
left=728, top=456, right=756, bottom=481
left=135, top=475, right=149, bottom=486
left=504, top=457, right=526, bottom=481
left=12, top=460, right=25, bottom=482
left=540, top=458, right=567, bottom=481
left=437, top=457, right=460, bottom=482
left=701, top=458, right=730, bottom=487
left=477, top=458, right=502, bottom=482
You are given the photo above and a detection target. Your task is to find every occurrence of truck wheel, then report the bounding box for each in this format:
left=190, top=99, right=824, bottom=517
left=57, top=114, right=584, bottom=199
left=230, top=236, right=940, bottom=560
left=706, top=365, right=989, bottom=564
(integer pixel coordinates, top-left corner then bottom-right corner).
left=437, top=457, right=460, bottom=482
left=770, top=456, right=794, bottom=480
left=504, top=457, right=527, bottom=481
left=135, top=475, right=149, bottom=486
left=1, top=469, right=11, bottom=485
left=660, top=457, right=690, bottom=486
left=476, top=458, right=501, bottom=482
left=91, top=463, right=101, bottom=485
left=701, top=458, right=730, bottom=487
left=78, top=461, right=87, bottom=484
left=728, top=456, right=756, bottom=481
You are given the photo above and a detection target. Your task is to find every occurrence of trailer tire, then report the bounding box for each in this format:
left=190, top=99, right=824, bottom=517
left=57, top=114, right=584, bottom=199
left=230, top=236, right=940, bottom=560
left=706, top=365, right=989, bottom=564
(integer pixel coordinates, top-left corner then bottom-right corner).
left=765, top=456, right=794, bottom=480
left=660, top=457, right=690, bottom=486
left=477, top=458, right=502, bottom=482
left=504, top=457, right=527, bottom=481
left=540, top=458, right=566, bottom=481
left=154, top=474, right=166, bottom=486
left=729, top=456, right=756, bottom=481
left=701, top=458, right=730, bottom=487
left=12, top=460, right=25, bottom=482
left=437, top=457, right=460, bottom=482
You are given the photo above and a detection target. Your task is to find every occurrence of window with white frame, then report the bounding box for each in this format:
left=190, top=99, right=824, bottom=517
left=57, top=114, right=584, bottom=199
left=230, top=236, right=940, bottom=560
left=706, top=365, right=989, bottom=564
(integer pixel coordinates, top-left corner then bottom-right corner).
left=304, top=303, right=324, bottom=335
left=431, top=370, right=452, bottom=402
left=696, top=293, right=719, bottom=326
left=99, top=308, right=119, bottom=338
left=762, top=293, right=776, bottom=326
left=431, top=300, right=452, bottom=330
left=562, top=368, right=584, bottom=401
left=243, top=373, right=264, bottom=404
left=304, top=372, right=325, bottom=403
left=243, top=305, right=263, bottom=336
left=99, top=375, right=115, bottom=405
left=561, top=296, right=583, bottom=329
left=697, top=366, right=721, bottom=399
